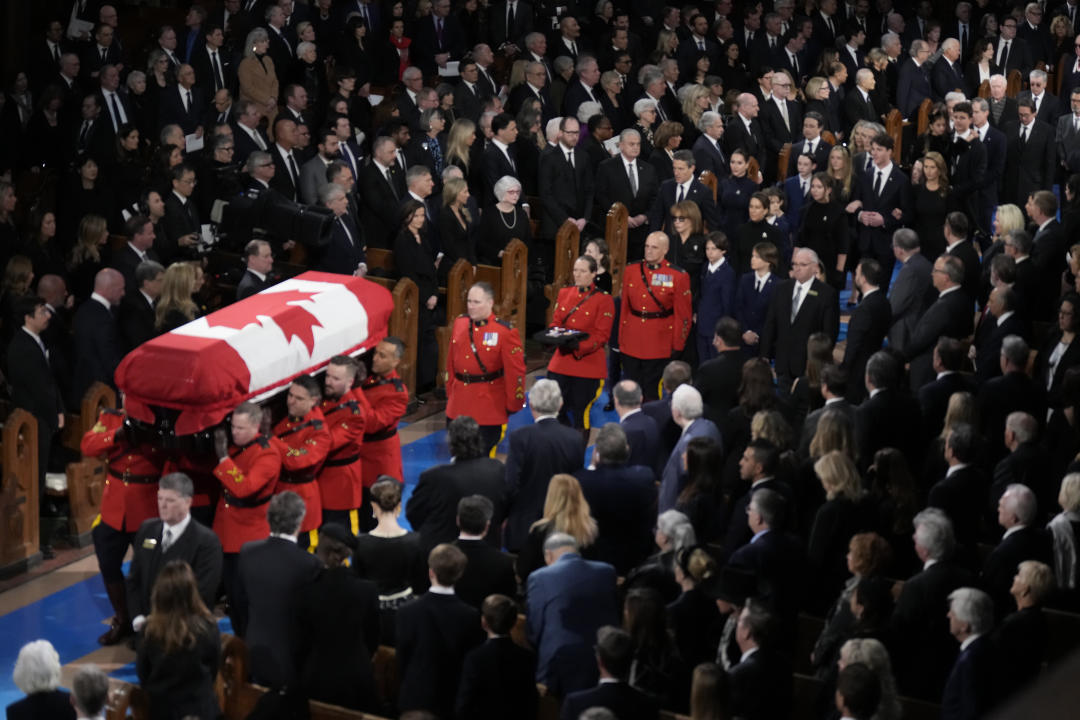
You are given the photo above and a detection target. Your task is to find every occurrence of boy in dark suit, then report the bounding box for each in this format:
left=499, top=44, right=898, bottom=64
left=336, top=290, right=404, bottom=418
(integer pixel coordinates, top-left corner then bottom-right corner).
left=456, top=594, right=538, bottom=719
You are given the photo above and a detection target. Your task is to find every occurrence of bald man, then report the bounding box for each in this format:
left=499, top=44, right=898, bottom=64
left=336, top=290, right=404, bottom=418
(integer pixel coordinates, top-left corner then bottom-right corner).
left=72, top=268, right=125, bottom=404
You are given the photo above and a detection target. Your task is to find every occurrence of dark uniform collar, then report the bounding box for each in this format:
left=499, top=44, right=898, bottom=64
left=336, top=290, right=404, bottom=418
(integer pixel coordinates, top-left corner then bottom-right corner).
left=645, top=260, right=664, bottom=270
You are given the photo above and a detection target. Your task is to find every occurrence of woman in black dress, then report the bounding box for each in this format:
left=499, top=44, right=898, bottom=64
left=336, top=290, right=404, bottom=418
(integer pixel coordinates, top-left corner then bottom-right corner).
left=136, top=561, right=220, bottom=720
left=154, top=263, right=200, bottom=335
left=477, top=176, right=531, bottom=263
left=798, top=172, right=849, bottom=290
left=67, top=214, right=110, bottom=303
left=353, top=477, right=426, bottom=646
left=394, top=200, right=441, bottom=391
left=438, top=176, right=477, bottom=269
left=18, top=208, right=66, bottom=281
left=670, top=200, right=707, bottom=298
left=734, top=192, right=784, bottom=276
left=112, top=123, right=149, bottom=216
left=25, top=87, right=66, bottom=171
left=584, top=238, right=613, bottom=293
left=649, top=121, right=683, bottom=183
left=337, top=16, right=374, bottom=85
left=61, top=157, right=116, bottom=238
left=718, top=151, right=760, bottom=250
left=668, top=546, right=723, bottom=669
left=718, top=40, right=749, bottom=92
left=911, top=151, right=950, bottom=260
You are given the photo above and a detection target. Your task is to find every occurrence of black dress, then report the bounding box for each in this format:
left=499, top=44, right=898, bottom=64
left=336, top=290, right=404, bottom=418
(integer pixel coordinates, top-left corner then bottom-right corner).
left=670, top=232, right=706, bottom=298
left=798, top=199, right=850, bottom=290
left=477, top=205, right=532, bottom=264
left=135, top=618, right=221, bottom=720
left=438, top=205, right=477, bottom=269
left=718, top=175, right=757, bottom=245
left=394, top=228, right=442, bottom=389
left=734, top=219, right=784, bottom=276
left=353, top=531, right=425, bottom=645
left=911, top=184, right=949, bottom=260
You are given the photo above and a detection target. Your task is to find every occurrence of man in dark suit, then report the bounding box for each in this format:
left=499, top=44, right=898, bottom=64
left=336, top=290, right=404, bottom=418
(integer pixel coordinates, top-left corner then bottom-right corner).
left=313, top=183, right=366, bottom=274
left=932, top=39, right=967, bottom=100
left=977, top=335, right=1047, bottom=464
left=905, top=255, right=974, bottom=391
left=559, top=626, right=660, bottom=720
left=483, top=112, right=522, bottom=205
left=928, top=423, right=989, bottom=551
left=359, top=137, right=404, bottom=248
left=648, top=150, right=719, bottom=236
left=972, top=286, right=1026, bottom=385
left=760, top=247, right=840, bottom=389
left=238, top=491, right=321, bottom=689
left=918, top=338, right=978, bottom=442
left=897, top=40, right=933, bottom=119
left=69, top=93, right=112, bottom=167
left=887, top=229, right=934, bottom=355
left=162, top=164, right=201, bottom=264
left=111, top=215, right=160, bottom=293
left=453, top=57, right=487, bottom=123
left=941, top=587, right=999, bottom=718
left=236, top=239, right=276, bottom=300
left=504, top=379, right=585, bottom=551
left=264, top=6, right=294, bottom=79
left=562, top=56, right=603, bottom=119
left=852, top=132, right=910, bottom=279
left=972, top=98, right=1008, bottom=232
left=694, top=318, right=744, bottom=423
left=692, top=111, right=729, bottom=181
left=996, top=18, right=1034, bottom=79
left=659, top=386, right=723, bottom=512
left=456, top=594, right=539, bottom=719
left=71, top=268, right=124, bottom=404
left=407, top=416, right=506, bottom=554
left=642, top=361, right=692, bottom=463
left=79, top=22, right=124, bottom=81
left=593, top=128, right=659, bottom=260
left=1027, top=189, right=1068, bottom=321
left=992, top=412, right=1055, bottom=527
left=729, top=487, right=805, bottom=620
left=538, top=116, right=595, bottom=241
left=508, top=61, right=555, bottom=122
left=727, top=600, right=794, bottom=719
left=157, top=64, right=206, bottom=136
left=982, top=484, right=1051, bottom=614
left=856, top=351, right=923, bottom=471
left=1004, top=99, right=1057, bottom=207
left=841, top=259, right=890, bottom=402
left=843, top=68, right=880, bottom=134
left=126, top=472, right=223, bottom=632
left=613, top=380, right=662, bottom=471
left=891, top=508, right=976, bottom=700
left=267, top=116, right=302, bottom=202
left=797, top=365, right=856, bottom=458
left=190, top=23, right=234, bottom=93
left=770, top=29, right=809, bottom=89
left=30, top=19, right=72, bottom=93
left=722, top=440, right=795, bottom=553
left=118, top=261, right=163, bottom=353
left=724, top=92, right=768, bottom=176
left=411, top=0, right=467, bottom=76
left=397, top=543, right=484, bottom=718
left=452, top=496, right=516, bottom=608
left=943, top=211, right=982, bottom=302
left=575, top=424, right=658, bottom=574
left=785, top=112, right=831, bottom=179
left=527, top=532, right=619, bottom=697
left=489, top=0, right=534, bottom=51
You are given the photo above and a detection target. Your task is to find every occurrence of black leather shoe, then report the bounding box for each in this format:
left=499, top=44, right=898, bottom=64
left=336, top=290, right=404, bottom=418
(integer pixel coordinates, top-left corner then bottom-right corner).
left=40, top=544, right=55, bottom=560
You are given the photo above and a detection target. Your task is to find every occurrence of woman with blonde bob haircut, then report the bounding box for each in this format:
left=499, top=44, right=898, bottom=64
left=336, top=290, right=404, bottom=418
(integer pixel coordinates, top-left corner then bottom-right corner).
left=808, top=450, right=870, bottom=612
left=155, top=262, right=200, bottom=331
left=515, top=473, right=598, bottom=582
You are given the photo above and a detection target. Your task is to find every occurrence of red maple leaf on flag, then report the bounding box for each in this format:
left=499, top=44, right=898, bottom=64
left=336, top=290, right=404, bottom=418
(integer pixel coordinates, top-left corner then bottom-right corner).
left=205, top=288, right=324, bottom=354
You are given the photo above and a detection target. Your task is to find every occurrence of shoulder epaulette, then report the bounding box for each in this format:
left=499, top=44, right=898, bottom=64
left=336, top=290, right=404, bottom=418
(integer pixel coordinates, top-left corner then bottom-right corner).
left=496, top=318, right=513, bottom=329
left=256, top=435, right=272, bottom=449
left=103, top=408, right=123, bottom=417
left=391, top=377, right=405, bottom=392
left=310, top=419, right=324, bottom=430
left=668, top=263, right=686, bottom=273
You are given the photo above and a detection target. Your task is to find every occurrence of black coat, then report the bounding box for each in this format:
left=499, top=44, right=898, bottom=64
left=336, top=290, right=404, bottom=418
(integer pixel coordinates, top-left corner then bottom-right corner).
left=456, top=637, right=539, bottom=720
left=4, top=690, right=74, bottom=720
left=559, top=681, right=660, bottom=720
left=928, top=465, right=989, bottom=550
left=161, top=193, right=200, bottom=265
left=406, top=456, right=507, bottom=554
left=1004, top=119, right=1057, bottom=208
left=7, top=329, right=63, bottom=430
left=917, top=371, right=977, bottom=443
left=126, top=517, right=223, bottom=620
left=136, top=618, right=221, bottom=720
left=453, top=538, right=517, bottom=608
left=994, top=606, right=1047, bottom=700
left=72, top=297, right=122, bottom=402
left=982, top=526, right=1051, bottom=615
left=694, top=349, right=743, bottom=424
left=118, top=292, right=157, bottom=353
left=840, top=289, right=890, bottom=401
left=593, top=155, right=659, bottom=228
left=236, top=269, right=274, bottom=300
left=944, top=238, right=983, bottom=304
left=760, top=278, right=840, bottom=380
left=855, top=387, right=922, bottom=471
left=503, top=417, right=585, bottom=550
left=977, top=371, right=1047, bottom=463
left=972, top=312, right=1027, bottom=386
left=905, top=288, right=975, bottom=391
left=358, top=162, right=403, bottom=248
left=574, top=463, right=658, bottom=574
left=620, top=410, right=662, bottom=473
left=940, top=634, right=999, bottom=720
left=314, top=213, right=366, bottom=274
left=538, top=143, right=595, bottom=238
left=648, top=178, right=720, bottom=236
left=396, top=592, right=484, bottom=717
left=237, top=536, right=322, bottom=689
left=727, top=647, right=793, bottom=720
left=157, top=84, right=207, bottom=136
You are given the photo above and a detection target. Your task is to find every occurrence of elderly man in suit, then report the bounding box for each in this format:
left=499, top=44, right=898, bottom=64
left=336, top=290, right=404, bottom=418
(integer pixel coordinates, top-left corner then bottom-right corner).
left=941, top=588, right=999, bottom=718
left=905, top=255, right=974, bottom=390
left=692, top=111, right=729, bottom=181
left=887, top=228, right=933, bottom=355
left=236, top=238, right=275, bottom=300
left=527, top=532, right=619, bottom=697
left=760, top=247, right=840, bottom=390
left=982, top=484, right=1051, bottom=615
left=238, top=491, right=321, bottom=689
left=576, top=424, right=658, bottom=574
left=648, top=150, right=720, bottom=236
left=897, top=40, right=933, bottom=118
left=724, top=93, right=767, bottom=175
left=918, top=338, right=978, bottom=442
left=658, top=385, right=722, bottom=512
left=613, top=380, right=662, bottom=471
left=503, top=379, right=585, bottom=551
left=978, top=335, right=1047, bottom=464
left=126, top=473, right=223, bottom=634
left=72, top=268, right=124, bottom=404
left=314, top=184, right=366, bottom=275
left=593, top=128, right=659, bottom=260
left=158, top=64, right=206, bottom=136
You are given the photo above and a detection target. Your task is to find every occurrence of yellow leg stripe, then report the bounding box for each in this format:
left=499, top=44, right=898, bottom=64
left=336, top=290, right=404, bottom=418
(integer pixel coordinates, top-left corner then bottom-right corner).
left=489, top=424, right=508, bottom=458
left=349, top=509, right=360, bottom=536
left=583, top=380, right=604, bottom=430
left=308, top=529, right=319, bottom=553
left=657, top=378, right=663, bottom=400
left=91, top=514, right=102, bottom=529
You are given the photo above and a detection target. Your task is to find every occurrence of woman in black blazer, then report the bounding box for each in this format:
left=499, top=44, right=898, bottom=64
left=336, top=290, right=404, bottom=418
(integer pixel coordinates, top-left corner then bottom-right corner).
left=1038, top=292, right=1080, bottom=420
left=136, top=561, right=220, bottom=720
left=296, top=525, right=380, bottom=712
left=394, top=200, right=442, bottom=391
left=963, top=38, right=999, bottom=98
left=649, top=121, right=684, bottom=182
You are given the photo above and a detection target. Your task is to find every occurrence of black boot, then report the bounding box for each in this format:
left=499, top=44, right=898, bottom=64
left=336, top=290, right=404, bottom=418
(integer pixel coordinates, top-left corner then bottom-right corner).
left=98, top=580, right=133, bottom=645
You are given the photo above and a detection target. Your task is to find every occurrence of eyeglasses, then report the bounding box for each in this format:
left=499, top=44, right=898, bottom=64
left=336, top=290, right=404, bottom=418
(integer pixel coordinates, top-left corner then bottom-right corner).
left=672, top=216, right=688, bottom=221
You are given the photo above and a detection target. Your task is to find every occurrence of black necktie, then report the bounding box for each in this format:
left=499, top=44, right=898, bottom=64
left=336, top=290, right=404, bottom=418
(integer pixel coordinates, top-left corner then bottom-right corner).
left=1020, top=124, right=1029, bottom=147
left=507, top=2, right=515, bottom=29
left=287, top=152, right=299, bottom=187
left=960, top=24, right=967, bottom=51
left=100, top=47, right=107, bottom=63
left=212, top=51, right=224, bottom=91
left=873, top=169, right=882, bottom=195
left=185, top=90, right=192, bottom=113
left=1000, top=40, right=1010, bottom=69
left=52, top=43, right=60, bottom=64
left=79, top=120, right=90, bottom=148
left=677, top=184, right=685, bottom=203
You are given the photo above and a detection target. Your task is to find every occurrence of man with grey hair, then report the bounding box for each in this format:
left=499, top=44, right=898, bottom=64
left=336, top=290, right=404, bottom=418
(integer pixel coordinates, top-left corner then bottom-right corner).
left=244, top=149, right=275, bottom=190
left=316, top=182, right=366, bottom=275
left=992, top=412, right=1050, bottom=516
left=1057, top=85, right=1080, bottom=173
left=893, top=508, right=975, bottom=700
left=904, top=254, right=973, bottom=390
left=983, top=483, right=1051, bottom=615
left=692, top=109, right=728, bottom=179
left=526, top=530, right=618, bottom=696
left=118, top=260, right=164, bottom=351
left=503, top=378, right=585, bottom=550
left=127, top=472, right=223, bottom=636
left=725, top=92, right=764, bottom=164
left=613, top=379, right=661, bottom=470
left=761, top=247, right=839, bottom=389
left=594, top=128, right=659, bottom=260
left=897, top=39, right=932, bottom=118
left=397, top=66, right=425, bottom=128
left=639, top=68, right=669, bottom=125
left=574, top=423, right=657, bottom=573
left=70, top=665, right=110, bottom=720
left=238, top=490, right=321, bottom=689
left=932, top=38, right=965, bottom=99
left=977, top=334, right=1046, bottom=463
left=509, top=61, right=554, bottom=121
left=1019, top=66, right=1060, bottom=122
left=563, top=56, right=601, bottom=119
left=887, top=228, right=932, bottom=353
left=659, top=384, right=722, bottom=511
left=942, top=587, right=998, bottom=716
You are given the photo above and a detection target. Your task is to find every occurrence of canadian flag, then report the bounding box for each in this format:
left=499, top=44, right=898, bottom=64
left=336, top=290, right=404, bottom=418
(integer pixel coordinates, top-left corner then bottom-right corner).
left=116, top=272, right=394, bottom=435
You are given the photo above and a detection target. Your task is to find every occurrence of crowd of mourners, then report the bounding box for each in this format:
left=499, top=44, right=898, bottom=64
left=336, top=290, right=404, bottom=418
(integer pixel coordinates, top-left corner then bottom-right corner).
left=7, top=0, right=1080, bottom=719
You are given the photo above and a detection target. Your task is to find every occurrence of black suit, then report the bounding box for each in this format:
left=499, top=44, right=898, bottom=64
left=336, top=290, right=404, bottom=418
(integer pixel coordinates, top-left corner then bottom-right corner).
left=648, top=178, right=719, bottom=237
left=453, top=537, right=517, bottom=608
left=760, top=278, right=839, bottom=382
left=315, top=213, right=366, bottom=274
left=1032, top=218, right=1069, bottom=321
left=411, top=14, right=467, bottom=76
left=853, top=164, right=911, bottom=277
left=694, top=349, right=743, bottom=424
left=892, top=559, right=976, bottom=700
left=641, top=396, right=680, bottom=465
left=231, top=122, right=270, bottom=165
left=593, top=155, right=659, bottom=259
left=840, top=288, right=890, bottom=401
left=72, top=297, right=121, bottom=402
left=981, top=526, right=1051, bottom=615
left=560, top=681, right=660, bottom=720
left=538, top=144, right=595, bottom=239
left=482, top=142, right=520, bottom=205
left=723, top=114, right=767, bottom=168
left=918, top=371, right=977, bottom=442
left=940, top=634, right=1000, bottom=720
left=453, top=80, right=486, bottom=123
left=977, top=371, right=1047, bottom=463
left=358, top=161, right=403, bottom=248
left=190, top=44, right=236, bottom=93
left=722, top=478, right=794, bottom=554
left=728, top=529, right=806, bottom=629
left=80, top=42, right=123, bottom=81
left=268, top=146, right=302, bottom=202
left=504, top=417, right=584, bottom=550
left=760, top=97, right=803, bottom=154
left=797, top=399, right=856, bottom=459
left=991, top=442, right=1055, bottom=529
left=157, top=84, right=206, bottom=135
left=161, top=192, right=200, bottom=265
left=691, top=134, right=729, bottom=182
left=562, top=79, right=602, bottom=119
left=118, top=292, right=156, bottom=353
left=1004, top=119, right=1057, bottom=207
left=126, top=516, right=223, bottom=620
left=489, top=0, right=534, bottom=50
left=4, top=689, right=74, bottom=720
left=265, top=25, right=294, bottom=78
left=406, top=456, right=507, bottom=553
left=855, top=387, right=922, bottom=471
left=995, top=606, right=1047, bottom=700
left=7, top=327, right=64, bottom=495
left=575, top=463, right=657, bottom=574
left=728, top=647, right=793, bottom=720
left=928, top=465, right=989, bottom=550
left=620, top=410, right=662, bottom=472
left=945, top=238, right=982, bottom=306
left=973, top=312, right=1027, bottom=385
left=238, top=536, right=322, bottom=689
left=932, top=58, right=967, bottom=100
left=905, top=288, right=975, bottom=391
left=110, top=245, right=159, bottom=294
left=236, top=269, right=274, bottom=300
left=396, top=592, right=484, bottom=718
left=785, top=138, right=831, bottom=179
left=457, top=637, right=538, bottom=719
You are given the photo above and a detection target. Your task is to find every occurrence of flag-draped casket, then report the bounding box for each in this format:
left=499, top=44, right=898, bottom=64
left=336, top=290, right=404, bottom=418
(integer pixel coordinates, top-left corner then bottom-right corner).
left=116, top=272, right=394, bottom=436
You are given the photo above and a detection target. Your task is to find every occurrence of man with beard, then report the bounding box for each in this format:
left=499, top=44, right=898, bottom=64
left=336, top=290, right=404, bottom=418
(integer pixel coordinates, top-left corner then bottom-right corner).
left=299, top=126, right=341, bottom=204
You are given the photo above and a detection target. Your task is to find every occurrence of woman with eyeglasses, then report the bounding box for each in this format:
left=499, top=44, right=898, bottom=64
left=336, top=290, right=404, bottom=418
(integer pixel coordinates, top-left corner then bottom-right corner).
left=669, top=200, right=707, bottom=299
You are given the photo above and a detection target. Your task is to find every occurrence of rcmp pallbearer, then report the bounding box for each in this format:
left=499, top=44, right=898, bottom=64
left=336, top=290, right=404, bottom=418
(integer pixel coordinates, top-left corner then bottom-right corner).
left=546, top=255, right=615, bottom=435
left=446, top=282, right=527, bottom=456
left=619, top=232, right=693, bottom=400
left=271, top=375, right=331, bottom=547
left=356, top=337, right=409, bottom=531
left=318, top=355, right=367, bottom=534
left=211, top=401, right=282, bottom=637
left=82, top=407, right=167, bottom=645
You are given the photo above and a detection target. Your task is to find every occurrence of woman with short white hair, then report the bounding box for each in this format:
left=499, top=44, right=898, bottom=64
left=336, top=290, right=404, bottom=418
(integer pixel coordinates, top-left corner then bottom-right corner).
left=7, top=639, right=73, bottom=720
left=477, top=175, right=532, bottom=263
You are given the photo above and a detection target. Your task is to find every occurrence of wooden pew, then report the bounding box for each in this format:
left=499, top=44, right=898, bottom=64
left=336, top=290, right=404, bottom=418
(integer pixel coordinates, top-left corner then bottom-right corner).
left=0, top=409, right=42, bottom=576
left=56, top=382, right=117, bottom=545
left=1044, top=608, right=1080, bottom=664
left=544, top=220, right=582, bottom=325
left=698, top=171, right=718, bottom=202
left=916, top=97, right=933, bottom=135
left=105, top=679, right=149, bottom=720
left=605, top=202, right=629, bottom=296
left=1006, top=69, right=1022, bottom=97
left=475, top=238, right=529, bottom=333
left=777, top=142, right=793, bottom=180
left=356, top=250, right=421, bottom=401
left=885, top=109, right=904, bottom=166
left=436, top=259, right=473, bottom=387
